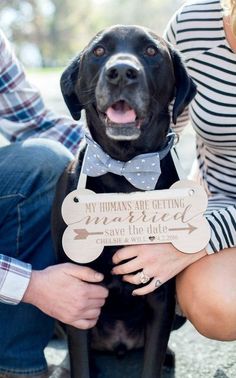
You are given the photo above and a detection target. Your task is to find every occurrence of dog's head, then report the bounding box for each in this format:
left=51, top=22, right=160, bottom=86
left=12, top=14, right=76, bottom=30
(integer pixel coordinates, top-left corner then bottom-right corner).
left=61, top=25, right=196, bottom=159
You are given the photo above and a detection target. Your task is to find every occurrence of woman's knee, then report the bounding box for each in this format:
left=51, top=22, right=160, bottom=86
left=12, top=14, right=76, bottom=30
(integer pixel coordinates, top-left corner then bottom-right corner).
left=176, top=248, right=236, bottom=341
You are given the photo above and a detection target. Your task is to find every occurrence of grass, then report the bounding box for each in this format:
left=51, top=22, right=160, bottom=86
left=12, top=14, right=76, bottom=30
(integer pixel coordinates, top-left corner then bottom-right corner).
left=25, top=66, right=64, bottom=75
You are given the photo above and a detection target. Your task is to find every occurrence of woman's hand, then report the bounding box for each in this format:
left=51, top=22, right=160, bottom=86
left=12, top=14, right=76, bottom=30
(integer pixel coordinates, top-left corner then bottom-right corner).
left=112, top=244, right=206, bottom=295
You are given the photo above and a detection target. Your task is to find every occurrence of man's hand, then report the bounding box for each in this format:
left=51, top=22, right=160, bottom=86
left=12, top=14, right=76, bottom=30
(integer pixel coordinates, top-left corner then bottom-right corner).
left=23, top=263, right=108, bottom=329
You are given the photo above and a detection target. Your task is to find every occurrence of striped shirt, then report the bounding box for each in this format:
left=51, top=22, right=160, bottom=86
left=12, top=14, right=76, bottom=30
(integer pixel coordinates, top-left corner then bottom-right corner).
left=0, top=29, right=83, bottom=304
left=164, top=0, right=236, bottom=253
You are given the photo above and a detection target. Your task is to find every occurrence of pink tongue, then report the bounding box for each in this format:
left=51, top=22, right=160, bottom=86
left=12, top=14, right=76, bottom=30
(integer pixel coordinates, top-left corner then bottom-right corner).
left=106, top=104, right=136, bottom=124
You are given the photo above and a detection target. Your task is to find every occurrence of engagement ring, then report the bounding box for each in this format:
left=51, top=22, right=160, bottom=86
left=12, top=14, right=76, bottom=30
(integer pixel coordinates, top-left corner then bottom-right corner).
left=138, top=271, right=151, bottom=284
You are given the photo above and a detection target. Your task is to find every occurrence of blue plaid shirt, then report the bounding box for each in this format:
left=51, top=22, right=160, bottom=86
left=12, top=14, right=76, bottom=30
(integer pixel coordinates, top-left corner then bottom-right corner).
left=0, top=29, right=84, bottom=155
left=0, top=29, right=83, bottom=304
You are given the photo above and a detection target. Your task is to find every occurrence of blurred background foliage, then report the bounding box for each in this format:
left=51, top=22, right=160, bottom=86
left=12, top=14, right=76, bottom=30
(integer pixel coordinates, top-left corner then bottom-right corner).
left=0, top=0, right=181, bottom=67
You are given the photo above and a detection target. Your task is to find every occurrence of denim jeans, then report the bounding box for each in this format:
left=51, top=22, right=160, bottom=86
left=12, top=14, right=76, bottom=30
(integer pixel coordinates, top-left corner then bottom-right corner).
left=0, top=138, right=73, bottom=375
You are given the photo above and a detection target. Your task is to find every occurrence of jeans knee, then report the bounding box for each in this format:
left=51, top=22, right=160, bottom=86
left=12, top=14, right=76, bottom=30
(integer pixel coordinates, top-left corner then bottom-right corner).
left=21, top=138, right=73, bottom=181
left=0, top=139, right=73, bottom=197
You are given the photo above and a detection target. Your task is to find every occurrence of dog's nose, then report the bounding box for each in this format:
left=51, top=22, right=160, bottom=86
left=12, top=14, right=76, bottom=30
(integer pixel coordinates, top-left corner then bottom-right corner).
left=106, top=63, right=139, bottom=86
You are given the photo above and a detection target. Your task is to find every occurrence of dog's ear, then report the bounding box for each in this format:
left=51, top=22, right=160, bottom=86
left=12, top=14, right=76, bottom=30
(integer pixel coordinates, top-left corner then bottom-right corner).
left=170, top=49, right=197, bottom=124
left=60, top=56, right=82, bottom=120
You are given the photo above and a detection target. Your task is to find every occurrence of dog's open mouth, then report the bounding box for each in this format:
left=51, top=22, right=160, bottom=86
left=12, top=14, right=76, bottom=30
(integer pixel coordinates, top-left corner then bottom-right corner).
left=99, top=100, right=143, bottom=140
left=106, top=101, right=140, bottom=125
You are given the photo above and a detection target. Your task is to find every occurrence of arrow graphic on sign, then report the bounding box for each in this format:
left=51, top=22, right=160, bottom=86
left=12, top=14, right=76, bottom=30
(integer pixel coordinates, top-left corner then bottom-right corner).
left=168, top=223, right=197, bottom=234
left=74, top=229, right=104, bottom=240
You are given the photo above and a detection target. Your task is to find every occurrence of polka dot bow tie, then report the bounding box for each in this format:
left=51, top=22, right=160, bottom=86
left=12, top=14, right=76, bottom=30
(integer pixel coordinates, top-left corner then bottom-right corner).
left=83, top=133, right=175, bottom=191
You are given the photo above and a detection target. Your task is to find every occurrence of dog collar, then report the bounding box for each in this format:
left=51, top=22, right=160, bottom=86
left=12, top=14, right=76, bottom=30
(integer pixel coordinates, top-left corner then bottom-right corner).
left=79, top=132, right=175, bottom=191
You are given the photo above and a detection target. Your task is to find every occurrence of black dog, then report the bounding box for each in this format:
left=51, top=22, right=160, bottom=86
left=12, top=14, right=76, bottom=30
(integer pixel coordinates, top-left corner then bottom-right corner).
left=52, top=25, right=196, bottom=378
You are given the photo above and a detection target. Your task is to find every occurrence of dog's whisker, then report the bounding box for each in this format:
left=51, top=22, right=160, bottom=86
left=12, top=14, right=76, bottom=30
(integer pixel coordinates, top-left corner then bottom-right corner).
left=81, top=97, right=96, bottom=108
left=79, top=87, right=96, bottom=95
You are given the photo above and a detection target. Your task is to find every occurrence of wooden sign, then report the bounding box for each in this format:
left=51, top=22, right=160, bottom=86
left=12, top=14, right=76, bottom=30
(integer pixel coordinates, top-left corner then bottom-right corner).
left=61, top=180, right=210, bottom=263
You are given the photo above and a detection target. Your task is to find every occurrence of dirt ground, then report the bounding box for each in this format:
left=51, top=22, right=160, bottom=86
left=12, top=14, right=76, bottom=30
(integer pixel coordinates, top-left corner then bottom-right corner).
left=45, top=320, right=236, bottom=378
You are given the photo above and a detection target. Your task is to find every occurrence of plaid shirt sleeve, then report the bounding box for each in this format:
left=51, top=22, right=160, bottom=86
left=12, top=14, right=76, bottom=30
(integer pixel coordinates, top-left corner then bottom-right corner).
left=0, top=30, right=84, bottom=303
left=0, top=254, right=32, bottom=305
left=0, top=29, right=84, bottom=155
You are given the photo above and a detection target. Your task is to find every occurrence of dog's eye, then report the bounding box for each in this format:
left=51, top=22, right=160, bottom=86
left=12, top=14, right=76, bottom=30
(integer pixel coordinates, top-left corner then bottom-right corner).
left=146, top=46, right=158, bottom=57
left=93, top=46, right=105, bottom=57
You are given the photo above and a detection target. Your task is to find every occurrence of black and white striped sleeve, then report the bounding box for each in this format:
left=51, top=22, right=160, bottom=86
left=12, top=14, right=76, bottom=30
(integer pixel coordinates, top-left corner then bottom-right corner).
left=205, top=197, right=236, bottom=253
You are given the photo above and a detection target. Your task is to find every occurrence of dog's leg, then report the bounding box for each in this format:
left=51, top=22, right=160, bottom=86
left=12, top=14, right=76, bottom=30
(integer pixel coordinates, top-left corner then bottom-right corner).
left=141, top=279, right=176, bottom=378
left=66, top=325, right=90, bottom=378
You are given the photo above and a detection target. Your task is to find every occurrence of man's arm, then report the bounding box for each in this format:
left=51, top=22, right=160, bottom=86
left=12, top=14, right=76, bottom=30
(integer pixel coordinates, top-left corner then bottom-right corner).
left=0, top=29, right=83, bottom=155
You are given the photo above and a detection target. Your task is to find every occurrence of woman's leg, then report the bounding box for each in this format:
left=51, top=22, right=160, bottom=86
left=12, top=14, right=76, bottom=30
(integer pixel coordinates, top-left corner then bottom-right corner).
left=0, top=139, right=73, bottom=375
left=176, top=247, right=236, bottom=341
